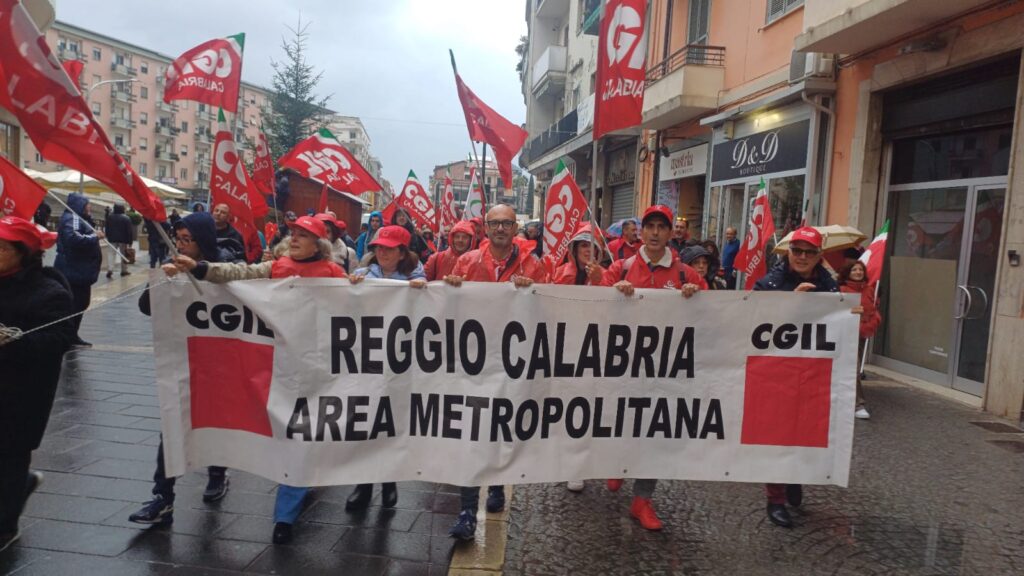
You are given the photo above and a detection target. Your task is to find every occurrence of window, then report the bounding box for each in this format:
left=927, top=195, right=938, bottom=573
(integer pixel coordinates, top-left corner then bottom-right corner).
left=180, top=145, right=188, bottom=157
left=766, top=0, right=802, bottom=24
left=115, top=53, right=126, bottom=65
left=114, top=135, right=124, bottom=147
left=181, top=121, right=188, bottom=133
left=91, top=101, right=101, bottom=115
left=139, top=137, right=148, bottom=150
left=140, top=86, right=148, bottom=100
left=139, top=162, right=147, bottom=176
left=688, top=0, right=711, bottom=45
left=92, top=74, right=101, bottom=87
left=140, top=61, right=148, bottom=74
left=139, top=112, right=148, bottom=125
left=92, top=47, right=101, bottom=61
left=350, top=130, right=357, bottom=140
left=157, top=165, right=167, bottom=178
left=180, top=168, right=188, bottom=181
left=35, top=152, right=43, bottom=163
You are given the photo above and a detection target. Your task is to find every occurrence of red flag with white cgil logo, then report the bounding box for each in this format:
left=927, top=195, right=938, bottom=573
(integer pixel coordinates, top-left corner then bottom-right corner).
left=543, top=160, right=590, bottom=265
left=394, top=170, right=438, bottom=233
left=252, top=130, right=275, bottom=196
left=0, top=153, right=46, bottom=220
left=593, top=0, right=648, bottom=139
left=164, top=34, right=245, bottom=113
left=438, top=169, right=458, bottom=232
left=735, top=178, right=776, bottom=289
left=0, top=1, right=166, bottom=221
left=210, top=109, right=267, bottom=233
left=278, top=128, right=383, bottom=195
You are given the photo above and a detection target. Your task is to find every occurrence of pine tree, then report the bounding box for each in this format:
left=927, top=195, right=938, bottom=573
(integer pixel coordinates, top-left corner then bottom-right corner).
left=261, top=18, right=331, bottom=161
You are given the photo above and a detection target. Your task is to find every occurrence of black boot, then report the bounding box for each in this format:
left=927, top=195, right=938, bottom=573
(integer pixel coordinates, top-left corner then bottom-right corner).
left=381, top=482, right=398, bottom=508
left=345, top=484, right=373, bottom=511
left=767, top=503, right=793, bottom=528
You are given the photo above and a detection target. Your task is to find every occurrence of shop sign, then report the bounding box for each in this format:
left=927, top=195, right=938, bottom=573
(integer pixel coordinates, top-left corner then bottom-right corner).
left=712, top=119, right=809, bottom=182
left=659, top=143, right=708, bottom=182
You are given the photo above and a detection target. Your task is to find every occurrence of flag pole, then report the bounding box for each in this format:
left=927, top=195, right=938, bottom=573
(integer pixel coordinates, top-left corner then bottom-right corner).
left=450, top=49, right=488, bottom=211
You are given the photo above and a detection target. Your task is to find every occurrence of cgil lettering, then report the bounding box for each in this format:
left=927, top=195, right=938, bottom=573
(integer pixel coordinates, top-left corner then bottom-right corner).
left=751, top=323, right=836, bottom=351
left=185, top=301, right=275, bottom=338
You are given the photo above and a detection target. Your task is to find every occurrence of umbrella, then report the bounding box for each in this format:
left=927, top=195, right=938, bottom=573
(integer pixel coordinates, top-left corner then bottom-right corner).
left=606, top=218, right=638, bottom=238
left=24, top=168, right=187, bottom=200
left=772, top=224, right=866, bottom=254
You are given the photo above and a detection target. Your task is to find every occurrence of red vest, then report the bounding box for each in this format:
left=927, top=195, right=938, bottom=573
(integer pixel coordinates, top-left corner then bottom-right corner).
left=271, top=256, right=347, bottom=279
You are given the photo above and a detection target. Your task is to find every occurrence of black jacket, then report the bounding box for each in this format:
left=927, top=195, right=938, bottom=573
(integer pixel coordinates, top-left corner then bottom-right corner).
left=105, top=205, right=134, bottom=244
left=54, top=192, right=102, bottom=286
left=753, top=259, right=838, bottom=293
left=0, top=265, right=75, bottom=453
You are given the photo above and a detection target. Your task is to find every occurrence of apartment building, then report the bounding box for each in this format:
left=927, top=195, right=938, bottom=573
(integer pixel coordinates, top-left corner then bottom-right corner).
left=431, top=156, right=501, bottom=207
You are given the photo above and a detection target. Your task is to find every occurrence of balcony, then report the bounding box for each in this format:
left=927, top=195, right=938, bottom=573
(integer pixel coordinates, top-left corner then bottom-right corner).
left=156, top=101, right=177, bottom=114
left=110, top=116, right=135, bottom=130
left=195, top=130, right=212, bottom=145
left=155, top=124, right=178, bottom=138
left=155, top=149, right=179, bottom=162
left=115, top=144, right=133, bottom=157
left=796, top=0, right=994, bottom=53
left=642, top=45, right=725, bottom=131
left=535, top=0, right=570, bottom=19
left=156, top=74, right=166, bottom=86
left=57, top=46, right=85, bottom=62
left=579, top=0, right=601, bottom=35
left=111, top=89, right=135, bottom=104
left=522, top=108, right=577, bottom=168
left=110, top=62, right=137, bottom=76
left=531, top=45, right=567, bottom=98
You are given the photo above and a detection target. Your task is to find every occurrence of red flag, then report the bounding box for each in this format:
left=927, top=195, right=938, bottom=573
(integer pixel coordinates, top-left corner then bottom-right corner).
left=264, top=222, right=278, bottom=244
left=61, top=60, right=83, bottom=91
left=0, top=2, right=166, bottom=221
left=454, top=73, right=527, bottom=191
left=542, top=160, right=590, bottom=264
left=210, top=110, right=268, bottom=232
left=439, top=169, right=458, bottom=232
left=279, top=128, right=383, bottom=194
left=380, top=198, right=397, bottom=224
left=252, top=130, right=274, bottom=196
left=735, top=179, right=776, bottom=290
left=318, top=181, right=329, bottom=213
left=0, top=154, right=46, bottom=220
left=594, top=0, right=648, bottom=139
left=394, top=170, right=437, bottom=233
left=858, top=220, right=889, bottom=286
left=163, top=34, right=244, bottom=113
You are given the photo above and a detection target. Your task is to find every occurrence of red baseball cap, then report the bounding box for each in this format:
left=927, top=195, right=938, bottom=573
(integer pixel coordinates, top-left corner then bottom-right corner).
left=291, top=215, right=328, bottom=239
left=642, top=205, right=674, bottom=226
left=0, top=216, right=57, bottom=252
left=313, top=212, right=341, bottom=230
left=790, top=226, right=823, bottom=249
left=370, top=225, right=411, bottom=249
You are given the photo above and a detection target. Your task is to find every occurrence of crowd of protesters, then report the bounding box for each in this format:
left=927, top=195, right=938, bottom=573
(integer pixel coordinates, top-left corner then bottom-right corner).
left=0, top=197, right=878, bottom=552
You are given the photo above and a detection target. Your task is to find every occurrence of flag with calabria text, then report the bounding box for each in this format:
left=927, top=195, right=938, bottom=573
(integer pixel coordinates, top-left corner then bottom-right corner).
left=543, top=160, right=590, bottom=265
left=211, top=109, right=267, bottom=232
left=164, top=34, right=244, bottom=113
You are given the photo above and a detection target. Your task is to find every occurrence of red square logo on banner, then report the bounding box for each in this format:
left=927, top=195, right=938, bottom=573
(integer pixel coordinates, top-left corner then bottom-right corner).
left=187, top=336, right=274, bottom=437
left=740, top=356, right=832, bottom=448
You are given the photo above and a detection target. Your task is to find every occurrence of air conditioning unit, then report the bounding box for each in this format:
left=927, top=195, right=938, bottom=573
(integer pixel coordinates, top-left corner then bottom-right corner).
left=789, top=51, right=835, bottom=84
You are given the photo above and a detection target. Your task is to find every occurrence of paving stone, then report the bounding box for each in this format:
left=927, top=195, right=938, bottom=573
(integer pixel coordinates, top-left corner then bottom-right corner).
left=120, top=531, right=269, bottom=571
left=17, top=518, right=142, bottom=556
left=76, top=457, right=160, bottom=481
left=34, top=471, right=152, bottom=502
left=22, top=492, right=133, bottom=524
left=215, top=516, right=348, bottom=549
left=57, top=422, right=158, bottom=444
left=334, top=529, right=433, bottom=563
left=302, top=501, right=420, bottom=532
left=246, top=547, right=390, bottom=576
left=103, top=502, right=243, bottom=537
left=2, top=550, right=171, bottom=576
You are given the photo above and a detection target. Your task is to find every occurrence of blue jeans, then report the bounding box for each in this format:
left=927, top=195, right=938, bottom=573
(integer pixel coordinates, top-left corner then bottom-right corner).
left=274, top=485, right=309, bottom=524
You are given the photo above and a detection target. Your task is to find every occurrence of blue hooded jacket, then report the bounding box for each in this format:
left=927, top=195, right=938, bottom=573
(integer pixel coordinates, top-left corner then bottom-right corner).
left=173, top=212, right=242, bottom=263
left=355, top=210, right=383, bottom=260
left=54, top=193, right=102, bottom=285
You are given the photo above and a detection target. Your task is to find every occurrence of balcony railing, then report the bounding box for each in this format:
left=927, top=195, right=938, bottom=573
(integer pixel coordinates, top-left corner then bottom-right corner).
left=522, top=108, right=578, bottom=166
left=110, top=62, right=137, bottom=76
left=531, top=45, right=568, bottom=94
left=155, top=149, right=179, bottom=162
left=111, top=89, right=136, bottom=104
left=115, top=144, right=133, bottom=156
left=195, top=130, right=212, bottom=144
left=155, top=125, right=178, bottom=137
left=58, top=46, right=86, bottom=62
left=156, top=101, right=177, bottom=114
left=111, top=116, right=136, bottom=130
left=645, top=44, right=726, bottom=86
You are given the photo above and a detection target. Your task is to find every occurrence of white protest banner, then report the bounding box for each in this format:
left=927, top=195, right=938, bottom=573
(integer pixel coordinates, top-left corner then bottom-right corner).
left=152, top=279, right=859, bottom=488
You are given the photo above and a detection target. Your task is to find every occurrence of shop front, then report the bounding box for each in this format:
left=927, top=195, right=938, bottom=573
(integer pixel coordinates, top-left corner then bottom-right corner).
left=657, top=143, right=708, bottom=239
left=871, top=55, right=1019, bottom=398
left=604, top=142, right=639, bottom=222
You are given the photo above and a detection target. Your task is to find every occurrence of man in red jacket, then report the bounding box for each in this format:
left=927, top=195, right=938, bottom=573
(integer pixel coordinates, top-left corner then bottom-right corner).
left=607, top=219, right=641, bottom=261
left=424, top=220, right=475, bottom=281
left=444, top=204, right=545, bottom=541
left=600, top=204, right=703, bottom=531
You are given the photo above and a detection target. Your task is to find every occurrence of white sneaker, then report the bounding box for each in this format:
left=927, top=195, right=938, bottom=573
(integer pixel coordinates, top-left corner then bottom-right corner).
left=566, top=481, right=585, bottom=492
left=855, top=406, right=871, bottom=420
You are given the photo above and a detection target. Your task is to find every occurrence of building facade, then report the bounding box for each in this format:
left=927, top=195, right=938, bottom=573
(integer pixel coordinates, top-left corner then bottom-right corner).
left=431, top=156, right=501, bottom=207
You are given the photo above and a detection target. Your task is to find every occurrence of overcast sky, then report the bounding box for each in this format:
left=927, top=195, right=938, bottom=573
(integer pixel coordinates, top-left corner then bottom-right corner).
left=55, top=0, right=528, bottom=189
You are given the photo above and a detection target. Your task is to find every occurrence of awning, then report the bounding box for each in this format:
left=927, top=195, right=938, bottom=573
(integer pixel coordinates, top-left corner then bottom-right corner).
left=24, top=168, right=188, bottom=200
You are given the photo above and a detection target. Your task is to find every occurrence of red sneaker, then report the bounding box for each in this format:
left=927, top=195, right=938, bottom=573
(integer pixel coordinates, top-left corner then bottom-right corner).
left=630, top=497, right=663, bottom=531
left=606, top=479, right=623, bottom=492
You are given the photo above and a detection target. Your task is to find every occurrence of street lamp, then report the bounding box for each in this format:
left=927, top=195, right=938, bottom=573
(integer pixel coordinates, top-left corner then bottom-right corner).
left=79, top=78, right=139, bottom=194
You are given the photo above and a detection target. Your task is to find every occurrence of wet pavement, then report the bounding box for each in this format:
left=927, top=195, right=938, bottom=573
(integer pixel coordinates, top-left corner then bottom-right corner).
left=502, top=378, right=1024, bottom=575
left=0, top=268, right=456, bottom=576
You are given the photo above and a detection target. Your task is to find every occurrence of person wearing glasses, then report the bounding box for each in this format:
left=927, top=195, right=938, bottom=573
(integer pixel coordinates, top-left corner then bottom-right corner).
left=129, top=213, right=240, bottom=529
left=752, top=226, right=839, bottom=529
left=443, top=204, right=547, bottom=541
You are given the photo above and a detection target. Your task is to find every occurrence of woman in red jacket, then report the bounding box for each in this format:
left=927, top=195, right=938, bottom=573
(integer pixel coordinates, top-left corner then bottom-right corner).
left=551, top=227, right=605, bottom=286
left=839, top=261, right=881, bottom=420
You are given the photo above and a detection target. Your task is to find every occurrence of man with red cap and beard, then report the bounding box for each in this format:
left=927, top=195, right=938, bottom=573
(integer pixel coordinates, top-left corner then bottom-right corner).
left=0, top=217, right=73, bottom=552
left=424, top=220, right=476, bottom=281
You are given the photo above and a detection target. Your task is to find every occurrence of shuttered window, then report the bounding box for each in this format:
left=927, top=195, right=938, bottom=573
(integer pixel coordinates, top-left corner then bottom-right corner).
left=766, top=0, right=802, bottom=25
left=687, top=0, right=710, bottom=45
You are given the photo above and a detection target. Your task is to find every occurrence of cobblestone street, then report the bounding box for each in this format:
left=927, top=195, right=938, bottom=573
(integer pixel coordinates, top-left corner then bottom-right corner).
left=503, top=378, right=1024, bottom=575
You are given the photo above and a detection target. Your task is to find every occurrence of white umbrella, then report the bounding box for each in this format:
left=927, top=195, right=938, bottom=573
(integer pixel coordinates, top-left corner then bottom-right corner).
left=772, top=224, right=867, bottom=254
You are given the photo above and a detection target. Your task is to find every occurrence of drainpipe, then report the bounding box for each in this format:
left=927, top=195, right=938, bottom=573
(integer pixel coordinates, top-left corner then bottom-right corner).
left=801, top=91, right=835, bottom=225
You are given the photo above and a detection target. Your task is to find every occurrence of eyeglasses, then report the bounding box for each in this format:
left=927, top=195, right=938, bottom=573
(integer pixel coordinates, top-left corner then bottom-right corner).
left=789, top=247, right=821, bottom=257
left=485, top=220, right=516, bottom=230
left=175, top=236, right=194, bottom=245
